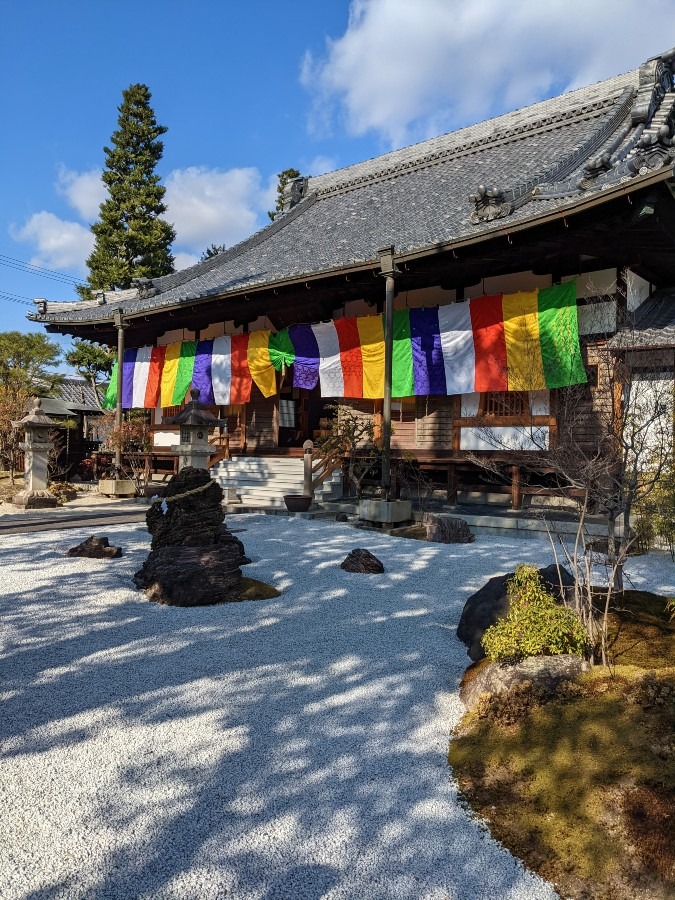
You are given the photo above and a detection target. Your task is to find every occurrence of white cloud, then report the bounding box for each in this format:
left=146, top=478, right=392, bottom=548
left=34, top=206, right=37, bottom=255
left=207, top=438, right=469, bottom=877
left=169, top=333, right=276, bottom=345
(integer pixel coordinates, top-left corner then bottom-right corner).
left=305, top=155, right=336, bottom=176
left=56, top=166, right=106, bottom=221
left=165, top=166, right=268, bottom=252
left=303, top=0, right=673, bottom=147
left=173, top=250, right=201, bottom=271
left=11, top=212, right=93, bottom=273
left=13, top=163, right=294, bottom=276
left=260, top=172, right=279, bottom=219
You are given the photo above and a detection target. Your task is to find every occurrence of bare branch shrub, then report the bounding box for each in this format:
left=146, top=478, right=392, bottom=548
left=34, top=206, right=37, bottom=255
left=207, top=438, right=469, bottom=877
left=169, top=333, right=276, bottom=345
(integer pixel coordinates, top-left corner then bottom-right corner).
left=466, top=279, right=673, bottom=664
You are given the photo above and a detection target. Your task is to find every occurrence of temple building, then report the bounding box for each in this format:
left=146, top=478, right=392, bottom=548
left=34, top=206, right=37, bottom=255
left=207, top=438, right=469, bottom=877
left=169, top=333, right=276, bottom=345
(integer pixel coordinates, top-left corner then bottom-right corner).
left=29, top=46, right=675, bottom=505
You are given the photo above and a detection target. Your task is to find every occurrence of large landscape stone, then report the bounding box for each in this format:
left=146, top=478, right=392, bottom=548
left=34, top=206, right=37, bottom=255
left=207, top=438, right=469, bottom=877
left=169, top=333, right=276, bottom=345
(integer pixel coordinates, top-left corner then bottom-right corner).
left=133, top=544, right=245, bottom=605
left=456, top=564, right=575, bottom=661
left=425, top=514, right=475, bottom=544
left=459, top=654, right=589, bottom=710
left=145, top=466, right=226, bottom=549
left=133, top=466, right=249, bottom=606
left=340, top=548, right=384, bottom=574
left=67, top=535, right=122, bottom=559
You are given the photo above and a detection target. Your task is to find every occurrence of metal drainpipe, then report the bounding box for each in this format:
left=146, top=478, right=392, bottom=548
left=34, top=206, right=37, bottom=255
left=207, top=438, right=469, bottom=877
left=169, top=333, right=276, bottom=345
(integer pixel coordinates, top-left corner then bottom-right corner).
left=378, top=246, right=400, bottom=500
left=114, top=309, right=125, bottom=472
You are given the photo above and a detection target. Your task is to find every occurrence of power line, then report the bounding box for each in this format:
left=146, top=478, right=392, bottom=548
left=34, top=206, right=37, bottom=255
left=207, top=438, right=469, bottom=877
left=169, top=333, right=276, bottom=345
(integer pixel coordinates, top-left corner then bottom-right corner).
left=0, top=291, right=35, bottom=307
left=0, top=253, right=84, bottom=286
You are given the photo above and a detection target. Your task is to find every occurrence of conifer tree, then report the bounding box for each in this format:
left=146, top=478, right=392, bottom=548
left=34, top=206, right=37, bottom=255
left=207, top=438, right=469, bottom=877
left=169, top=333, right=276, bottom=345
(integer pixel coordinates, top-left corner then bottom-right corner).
left=200, top=243, right=227, bottom=261
left=268, top=168, right=301, bottom=220
left=79, top=84, right=175, bottom=298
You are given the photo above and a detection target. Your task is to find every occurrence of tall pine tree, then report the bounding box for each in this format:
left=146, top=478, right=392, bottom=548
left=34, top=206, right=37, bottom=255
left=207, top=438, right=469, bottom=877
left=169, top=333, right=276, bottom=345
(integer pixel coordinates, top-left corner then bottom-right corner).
left=80, top=84, right=175, bottom=298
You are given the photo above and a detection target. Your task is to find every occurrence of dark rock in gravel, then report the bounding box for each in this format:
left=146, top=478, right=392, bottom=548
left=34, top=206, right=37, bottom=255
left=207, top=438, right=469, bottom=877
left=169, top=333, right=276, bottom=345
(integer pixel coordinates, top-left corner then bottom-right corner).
left=134, top=466, right=249, bottom=606
left=460, top=654, right=589, bottom=710
left=133, top=544, right=245, bottom=605
left=335, top=513, right=349, bottom=522
left=145, top=467, right=225, bottom=550
left=457, top=564, right=575, bottom=661
left=221, top=524, right=252, bottom=564
left=425, top=515, right=475, bottom=544
left=67, top=535, right=122, bottom=559
left=340, top=548, right=384, bottom=574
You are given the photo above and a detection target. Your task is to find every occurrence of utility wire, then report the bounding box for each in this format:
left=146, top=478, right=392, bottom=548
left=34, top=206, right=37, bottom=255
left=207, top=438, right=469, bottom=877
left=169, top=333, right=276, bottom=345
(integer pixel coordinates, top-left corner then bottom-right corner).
left=0, top=289, right=32, bottom=299
left=0, top=253, right=84, bottom=286
left=0, top=292, right=33, bottom=306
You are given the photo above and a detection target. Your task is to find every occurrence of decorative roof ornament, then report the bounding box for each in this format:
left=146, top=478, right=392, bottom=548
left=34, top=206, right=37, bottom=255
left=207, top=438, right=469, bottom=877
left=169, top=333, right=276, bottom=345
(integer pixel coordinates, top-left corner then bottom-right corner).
left=469, top=185, right=513, bottom=224
left=470, top=86, right=637, bottom=222
left=631, top=48, right=674, bottom=126
left=131, top=277, right=158, bottom=300
left=281, top=176, right=308, bottom=212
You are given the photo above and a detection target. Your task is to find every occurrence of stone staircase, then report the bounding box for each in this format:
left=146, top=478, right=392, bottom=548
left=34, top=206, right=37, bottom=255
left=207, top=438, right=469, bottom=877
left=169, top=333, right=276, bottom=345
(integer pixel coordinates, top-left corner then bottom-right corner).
left=210, top=456, right=343, bottom=508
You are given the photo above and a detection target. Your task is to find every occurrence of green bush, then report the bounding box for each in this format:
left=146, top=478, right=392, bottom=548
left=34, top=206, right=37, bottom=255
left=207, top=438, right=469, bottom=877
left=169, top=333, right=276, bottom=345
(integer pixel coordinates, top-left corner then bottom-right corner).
left=635, top=463, right=675, bottom=560
left=481, top=564, right=588, bottom=662
left=633, top=515, right=655, bottom=555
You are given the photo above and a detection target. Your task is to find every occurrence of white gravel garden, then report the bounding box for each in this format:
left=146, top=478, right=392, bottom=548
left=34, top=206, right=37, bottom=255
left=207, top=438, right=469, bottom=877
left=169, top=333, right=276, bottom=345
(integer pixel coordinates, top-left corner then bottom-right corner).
left=1, top=515, right=673, bottom=900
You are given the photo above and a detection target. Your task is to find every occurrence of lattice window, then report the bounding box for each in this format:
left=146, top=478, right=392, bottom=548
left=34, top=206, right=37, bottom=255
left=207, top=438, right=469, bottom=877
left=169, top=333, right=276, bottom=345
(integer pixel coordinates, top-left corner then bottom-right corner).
left=391, top=397, right=416, bottom=423
left=478, top=392, right=530, bottom=417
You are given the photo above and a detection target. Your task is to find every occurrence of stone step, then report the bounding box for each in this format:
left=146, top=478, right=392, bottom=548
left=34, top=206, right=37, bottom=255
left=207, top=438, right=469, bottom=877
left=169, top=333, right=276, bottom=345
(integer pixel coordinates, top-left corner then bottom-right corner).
left=211, top=456, right=342, bottom=505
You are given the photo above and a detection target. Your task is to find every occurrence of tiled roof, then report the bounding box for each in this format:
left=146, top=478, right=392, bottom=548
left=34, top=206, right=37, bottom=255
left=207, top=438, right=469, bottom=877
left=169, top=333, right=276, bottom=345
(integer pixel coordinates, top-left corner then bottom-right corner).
left=607, top=290, right=675, bottom=349
left=49, top=377, right=103, bottom=411
left=31, top=48, right=675, bottom=327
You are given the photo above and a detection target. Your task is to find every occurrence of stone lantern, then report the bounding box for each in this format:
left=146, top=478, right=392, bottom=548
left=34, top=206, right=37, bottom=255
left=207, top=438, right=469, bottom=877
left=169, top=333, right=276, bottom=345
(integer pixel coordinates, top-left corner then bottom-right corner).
left=11, top=398, right=58, bottom=509
left=164, top=389, right=228, bottom=471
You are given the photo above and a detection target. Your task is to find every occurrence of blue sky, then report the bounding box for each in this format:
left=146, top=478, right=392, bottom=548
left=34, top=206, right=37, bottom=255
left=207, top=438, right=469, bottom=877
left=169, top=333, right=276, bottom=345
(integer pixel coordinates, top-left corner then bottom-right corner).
left=1, top=0, right=671, bottom=365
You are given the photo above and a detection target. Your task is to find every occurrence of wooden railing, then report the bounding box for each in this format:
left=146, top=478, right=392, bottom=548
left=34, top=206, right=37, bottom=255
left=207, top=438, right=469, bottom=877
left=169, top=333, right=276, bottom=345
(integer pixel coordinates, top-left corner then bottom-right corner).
left=91, top=450, right=179, bottom=482
left=207, top=432, right=230, bottom=468
left=309, top=437, right=345, bottom=494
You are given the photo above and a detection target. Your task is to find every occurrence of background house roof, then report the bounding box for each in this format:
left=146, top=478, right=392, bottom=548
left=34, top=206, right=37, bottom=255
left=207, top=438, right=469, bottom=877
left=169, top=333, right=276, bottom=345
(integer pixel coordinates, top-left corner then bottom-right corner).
left=39, top=378, right=104, bottom=416
left=30, top=49, right=675, bottom=328
left=607, top=289, right=675, bottom=349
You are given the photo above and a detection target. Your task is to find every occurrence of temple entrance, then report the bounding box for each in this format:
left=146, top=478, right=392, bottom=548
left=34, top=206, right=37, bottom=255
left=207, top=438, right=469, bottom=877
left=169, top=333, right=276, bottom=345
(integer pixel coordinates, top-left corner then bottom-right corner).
left=277, top=382, right=336, bottom=447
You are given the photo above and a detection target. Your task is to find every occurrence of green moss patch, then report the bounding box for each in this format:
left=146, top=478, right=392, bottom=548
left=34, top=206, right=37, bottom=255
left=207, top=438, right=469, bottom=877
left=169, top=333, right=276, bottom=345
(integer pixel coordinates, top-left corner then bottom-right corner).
left=0, top=473, right=16, bottom=503
left=389, top=524, right=428, bottom=541
left=604, top=590, right=675, bottom=669
left=236, top=577, right=280, bottom=601
left=450, top=591, right=675, bottom=899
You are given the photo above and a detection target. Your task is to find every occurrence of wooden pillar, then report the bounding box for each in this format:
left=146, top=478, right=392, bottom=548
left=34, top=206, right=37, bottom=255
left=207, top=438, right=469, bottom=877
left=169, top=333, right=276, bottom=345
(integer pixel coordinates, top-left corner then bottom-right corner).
left=511, top=464, right=522, bottom=510
left=378, top=246, right=399, bottom=499
left=114, top=310, right=126, bottom=471
left=447, top=463, right=457, bottom=505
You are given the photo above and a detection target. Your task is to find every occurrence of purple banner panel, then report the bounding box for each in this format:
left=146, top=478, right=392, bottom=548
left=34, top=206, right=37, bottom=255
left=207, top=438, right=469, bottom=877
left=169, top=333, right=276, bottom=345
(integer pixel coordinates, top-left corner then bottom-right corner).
left=289, top=324, right=320, bottom=390
left=122, top=348, right=137, bottom=410
left=410, top=308, right=447, bottom=396
left=192, top=340, right=215, bottom=406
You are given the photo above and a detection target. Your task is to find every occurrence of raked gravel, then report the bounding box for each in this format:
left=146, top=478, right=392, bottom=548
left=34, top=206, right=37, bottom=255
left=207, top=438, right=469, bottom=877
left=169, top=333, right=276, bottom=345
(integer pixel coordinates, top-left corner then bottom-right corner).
left=1, top=516, right=673, bottom=900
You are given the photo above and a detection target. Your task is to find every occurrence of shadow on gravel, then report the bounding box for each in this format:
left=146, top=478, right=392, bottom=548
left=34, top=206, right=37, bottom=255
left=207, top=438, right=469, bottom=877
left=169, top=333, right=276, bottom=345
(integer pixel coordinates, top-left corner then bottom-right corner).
left=2, top=518, right=555, bottom=899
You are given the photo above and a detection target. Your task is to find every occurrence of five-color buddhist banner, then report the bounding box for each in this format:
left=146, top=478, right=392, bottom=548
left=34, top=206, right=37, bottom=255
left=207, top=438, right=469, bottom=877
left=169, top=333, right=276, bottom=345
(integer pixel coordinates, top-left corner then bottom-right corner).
left=103, top=282, right=586, bottom=409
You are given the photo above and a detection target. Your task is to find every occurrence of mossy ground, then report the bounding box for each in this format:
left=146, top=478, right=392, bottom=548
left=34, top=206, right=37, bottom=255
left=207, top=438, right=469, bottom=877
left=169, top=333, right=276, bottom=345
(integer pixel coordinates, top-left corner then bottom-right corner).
left=450, top=591, right=675, bottom=900
left=0, top=472, right=17, bottom=503
left=236, top=577, right=280, bottom=601
left=389, top=524, right=428, bottom=541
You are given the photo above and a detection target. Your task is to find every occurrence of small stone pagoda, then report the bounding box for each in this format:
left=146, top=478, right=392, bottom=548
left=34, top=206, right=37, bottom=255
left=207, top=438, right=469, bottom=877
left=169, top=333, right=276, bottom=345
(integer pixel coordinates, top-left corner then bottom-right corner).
left=133, top=466, right=249, bottom=606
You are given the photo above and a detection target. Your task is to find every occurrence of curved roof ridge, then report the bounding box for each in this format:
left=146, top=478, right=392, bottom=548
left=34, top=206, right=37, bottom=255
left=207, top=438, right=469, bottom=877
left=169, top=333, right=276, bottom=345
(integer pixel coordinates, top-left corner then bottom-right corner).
left=152, top=193, right=319, bottom=293
left=308, top=68, right=638, bottom=195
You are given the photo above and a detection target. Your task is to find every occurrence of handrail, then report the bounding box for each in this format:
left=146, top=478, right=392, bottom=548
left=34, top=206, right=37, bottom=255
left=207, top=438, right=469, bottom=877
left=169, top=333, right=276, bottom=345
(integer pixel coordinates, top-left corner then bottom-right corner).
left=310, top=439, right=345, bottom=492
left=207, top=431, right=230, bottom=465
